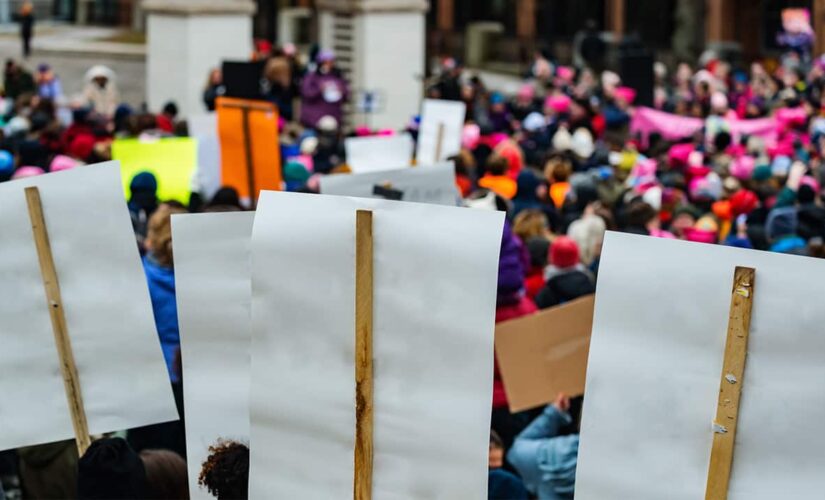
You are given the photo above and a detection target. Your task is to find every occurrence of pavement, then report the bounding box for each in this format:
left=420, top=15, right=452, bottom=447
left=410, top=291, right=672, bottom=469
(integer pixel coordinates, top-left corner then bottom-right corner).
left=0, top=22, right=147, bottom=108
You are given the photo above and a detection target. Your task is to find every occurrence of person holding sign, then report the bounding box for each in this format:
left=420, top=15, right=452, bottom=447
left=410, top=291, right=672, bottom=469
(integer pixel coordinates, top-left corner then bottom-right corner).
left=300, top=50, right=349, bottom=128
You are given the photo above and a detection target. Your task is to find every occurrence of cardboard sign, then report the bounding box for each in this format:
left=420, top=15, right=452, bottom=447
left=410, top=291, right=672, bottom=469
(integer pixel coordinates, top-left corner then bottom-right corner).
left=576, top=232, right=825, bottom=499
left=188, top=113, right=222, bottom=201
left=319, top=163, right=459, bottom=206
left=249, top=192, right=504, bottom=498
left=344, top=134, right=414, bottom=173
left=415, top=99, right=466, bottom=165
left=112, top=137, right=197, bottom=204
left=173, top=212, right=253, bottom=500
left=216, top=97, right=282, bottom=206
left=0, top=163, right=178, bottom=451
left=495, top=294, right=595, bottom=413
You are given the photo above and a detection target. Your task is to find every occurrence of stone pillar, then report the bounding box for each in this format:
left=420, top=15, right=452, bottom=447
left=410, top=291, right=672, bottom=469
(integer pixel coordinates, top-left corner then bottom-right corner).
left=705, top=0, right=735, bottom=43
left=605, top=0, right=625, bottom=40
left=143, top=0, right=256, bottom=118
left=816, top=0, right=825, bottom=56
left=316, top=0, right=428, bottom=131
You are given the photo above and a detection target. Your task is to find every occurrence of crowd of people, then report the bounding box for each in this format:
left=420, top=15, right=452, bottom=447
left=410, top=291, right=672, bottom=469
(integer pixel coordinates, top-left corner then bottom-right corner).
left=0, top=25, right=824, bottom=499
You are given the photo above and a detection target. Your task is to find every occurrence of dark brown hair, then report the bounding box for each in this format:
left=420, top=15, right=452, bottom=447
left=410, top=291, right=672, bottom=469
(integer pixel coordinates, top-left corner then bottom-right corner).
left=199, top=440, right=249, bottom=500
left=139, top=449, right=189, bottom=500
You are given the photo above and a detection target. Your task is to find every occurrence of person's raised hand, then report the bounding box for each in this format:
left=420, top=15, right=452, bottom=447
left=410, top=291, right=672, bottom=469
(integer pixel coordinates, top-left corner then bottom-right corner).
left=552, top=392, right=571, bottom=413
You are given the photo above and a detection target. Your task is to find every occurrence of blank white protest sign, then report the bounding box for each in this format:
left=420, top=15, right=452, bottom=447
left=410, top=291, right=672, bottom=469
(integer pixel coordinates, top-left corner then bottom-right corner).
left=172, top=212, right=254, bottom=499
left=249, top=192, right=504, bottom=499
left=576, top=232, right=825, bottom=500
left=415, top=99, right=466, bottom=165
left=0, top=163, right=178, bottom=451
left=319, top=162, right=459, bottom=206
left=344, top=134, right=414, bottom=173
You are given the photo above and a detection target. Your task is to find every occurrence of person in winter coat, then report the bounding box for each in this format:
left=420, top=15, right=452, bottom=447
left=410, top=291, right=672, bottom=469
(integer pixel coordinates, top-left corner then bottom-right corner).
left=19, top=2, right=34, bottom=59
left=535, top=236, right=595, bottom=309
left=143, top=204, right=187, bottom=383
left=128, top=172, right=159, bottom=254
left=508, top=393, right=579, bottom=500
left=77, top=438, right=147, bottom=499
left=17, top=440, right=78, bottom=499
left=36, top=64, right=61, bottom=101
left=300, top=50, right=349, bottom=128
left=82, top=65, right=119, bottom=117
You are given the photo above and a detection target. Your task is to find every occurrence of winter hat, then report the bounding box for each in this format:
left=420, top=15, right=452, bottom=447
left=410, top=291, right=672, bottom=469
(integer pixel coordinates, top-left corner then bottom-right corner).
left=317, top=115, right=338, bottom=132
left=493, top=139, right=525, bottom=178
left=668, top=143, right=694, bottom=167
left=710, top=91, right=729, bottom=111
left=544, top=94, right=572, bottom=114
left=601, top=71, right=621, bottom=89
left=730, top=155, right=756, bottom=180
left=283, top=161, right=310, bottom=184
left=207, top=187, right=242, bottom=210
left=523, top=112, right=546, bottom=133
left=300, top=136, right=319, bottom=155
left=517, top=83, right=535, bottom=100
left=0, top=150, right=13, bottom=176
left=766, top=206, right=798, bottom=241
left=316, top=49, right=335, bottom=63
left=552, top=127, right=572, bottom=151
left=730, top=189, right=758, bottom=216
left=129, top=171, right=158, bottom=198
left=752, top=163, right=772, bottom=181
left=50, top=155, right=81, bottom=173
left=461, top=123, right=481, bottom=150
left=77, top=437, right=147, bottom=499
left=11, top=166, right=44, bottom=179
left=689, top=172, right=723, bottom=201
left=800, top=175, right=821, bottom=195
left=614, top=86, right=637, bottom=105
left=571, top=128, right=595, bottom=159
left=85, top=65, right=115, bottom=83
left=69, top=134, right=96, bottom=161
left=556, top=65, right=575, bottom=82
left=550, top=236, right=580, bottom=269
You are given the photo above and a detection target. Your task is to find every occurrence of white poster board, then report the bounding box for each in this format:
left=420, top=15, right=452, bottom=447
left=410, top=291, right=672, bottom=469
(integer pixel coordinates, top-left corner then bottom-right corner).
left=249, top=192, right=504, bottom=499
left=344, top=134, right=414, bottom=173
left=0, top=163, right=178, bottom=451
left=415, top=99, right=466, bottom=165
left=173, top=212, right=253, bottom=499
left=189, top=113, right=222, bottom=201
left=319, top=163, right=459, bottom=206
left=576, top=232, right=825, bottom=499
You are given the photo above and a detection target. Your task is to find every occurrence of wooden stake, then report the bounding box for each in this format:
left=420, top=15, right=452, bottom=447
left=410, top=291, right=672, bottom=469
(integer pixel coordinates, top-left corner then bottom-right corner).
left=354, top=210, right=374, bottom=500
left=240, top=108, right=256, bottom=209
left=705, top=266, right=755, bottom=500
left=434, top=122, right=445, bottom=161
left=25, top=187, right=92, bottom=457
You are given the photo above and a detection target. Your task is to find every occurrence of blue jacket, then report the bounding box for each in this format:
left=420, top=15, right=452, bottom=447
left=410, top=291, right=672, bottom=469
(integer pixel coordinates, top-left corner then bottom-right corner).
left=507, top=405, right=579, bottom=500
left=143, top=255, right=180, bottom=383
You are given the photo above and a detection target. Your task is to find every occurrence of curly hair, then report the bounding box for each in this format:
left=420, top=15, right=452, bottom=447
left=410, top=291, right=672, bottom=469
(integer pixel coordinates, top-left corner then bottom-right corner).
left=199, top=440, right=249, bottom=500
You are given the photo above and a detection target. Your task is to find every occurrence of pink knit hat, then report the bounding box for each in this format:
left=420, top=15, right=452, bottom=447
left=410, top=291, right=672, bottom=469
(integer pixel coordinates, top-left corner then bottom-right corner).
left=462, top=124, right=481, bottom=150
left=614, top=86, right=637, bottom=105
left=668, top=143, right=694, bottom=167
left=12, top=166, right=45, bottom=179
left=50, top=154, right=81, bottom=172
left=730, top=155, right=756, bottom=180
left=544, top=94, right=572, bottom=114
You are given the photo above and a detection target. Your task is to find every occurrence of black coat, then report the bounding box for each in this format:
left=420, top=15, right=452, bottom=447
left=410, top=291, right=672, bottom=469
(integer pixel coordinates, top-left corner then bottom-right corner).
left=535, top=269, right=595, bottom=309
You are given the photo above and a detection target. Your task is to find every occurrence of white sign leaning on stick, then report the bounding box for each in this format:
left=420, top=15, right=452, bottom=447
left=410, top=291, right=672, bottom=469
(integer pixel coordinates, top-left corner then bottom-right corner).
left=576, top=232, right=825, bottom=500
left=0, top=163, right=178, bottom=453
left=173, top=212, right=254, bottom=500
left=249, top=191, right=504, bottom=499
left=344, top=133, right=414, bottom=174
left=319, top=162, right=460, bottom=206
left=415, top=99, right=466, bottom=165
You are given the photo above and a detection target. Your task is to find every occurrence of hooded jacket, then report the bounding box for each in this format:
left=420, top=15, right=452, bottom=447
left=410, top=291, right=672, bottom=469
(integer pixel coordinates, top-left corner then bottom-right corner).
left=143, top=255, right=180, bottom=383
left=535, top=264, right=595, bottom=309
left=508, top=405, right=579, bottom=500
left=300, top=70, right=349, bottom=128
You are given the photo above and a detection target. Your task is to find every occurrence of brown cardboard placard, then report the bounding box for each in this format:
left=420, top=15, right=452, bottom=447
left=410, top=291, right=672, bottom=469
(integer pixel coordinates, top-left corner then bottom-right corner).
left=495, top=294, right=595, bottom=413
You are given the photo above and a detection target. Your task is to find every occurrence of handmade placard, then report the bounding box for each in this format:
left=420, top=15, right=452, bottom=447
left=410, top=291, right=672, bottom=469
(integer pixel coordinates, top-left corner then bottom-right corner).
left=172, top=212, right=253, bottom=499
left=249, top=192, right=504, bottom=498
left=576, top=232, right=825, bottom=499
left=0, top=163, right=178, bottom=452
left=112, top=137, right=197, bottom=204
left=319, top=163, right=459, bottom=206
left=344, top=134, right=414, bottom=173
left=415, top=99, right=466, bottom=165
left=495, top=294, right=595, bottom=413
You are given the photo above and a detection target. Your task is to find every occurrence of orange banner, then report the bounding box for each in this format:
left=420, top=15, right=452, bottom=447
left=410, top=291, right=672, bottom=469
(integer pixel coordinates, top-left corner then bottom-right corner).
left=216, top=97, right=282, bottom=205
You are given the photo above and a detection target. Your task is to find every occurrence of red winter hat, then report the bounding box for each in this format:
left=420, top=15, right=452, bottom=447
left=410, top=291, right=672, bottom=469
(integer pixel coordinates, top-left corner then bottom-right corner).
left=730, top=189, right=758, bottom=216
left=550, top=236, right=580, bottom=269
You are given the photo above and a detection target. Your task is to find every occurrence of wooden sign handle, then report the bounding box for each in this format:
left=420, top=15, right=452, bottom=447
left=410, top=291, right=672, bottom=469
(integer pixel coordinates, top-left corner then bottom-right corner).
left=434, top=122, right=445, bottom=161
left=354, top=210, right=374, bottom=500
left=705, top=266, right=755, bottom=500
left=25, top=187, right=92, bottom=457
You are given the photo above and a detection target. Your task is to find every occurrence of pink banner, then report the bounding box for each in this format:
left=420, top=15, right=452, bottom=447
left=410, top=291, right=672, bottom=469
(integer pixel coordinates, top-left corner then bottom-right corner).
left=631, top=107, right=778, bottom=148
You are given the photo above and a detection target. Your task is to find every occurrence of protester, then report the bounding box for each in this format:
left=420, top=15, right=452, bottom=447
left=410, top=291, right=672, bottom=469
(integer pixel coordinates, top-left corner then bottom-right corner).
left=18, top=2, right=34, bottom=59
left=35, top=64, right=62, bottom=101
left=300, top=49, right=348, bottom=128
left=82, top=65, right=119, bottom=117
left=4, top=59, right=34, bottom=99
left=77, top=438, right=147, bottom=499
left=535, top=236, right=595, bottom=309
left=140, top=449, right=189, bottom=500
left=17, top=441, right=77, bottom=499
left=203, top=68, right=225, bottom=111
left=199, top=441, right=249, bottom=500
left=508, top=393, right=580, bottom=499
